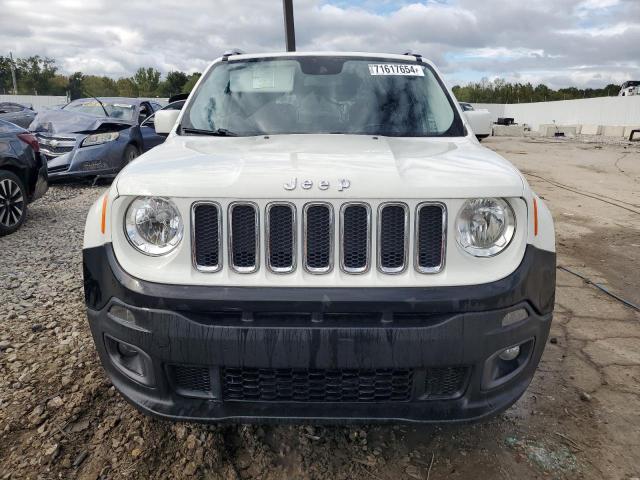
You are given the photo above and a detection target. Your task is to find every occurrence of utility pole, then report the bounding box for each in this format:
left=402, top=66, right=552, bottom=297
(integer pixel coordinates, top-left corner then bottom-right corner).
left=9, top=52, right=18, bottom=95
left=282, top=0, right=296, bottom=52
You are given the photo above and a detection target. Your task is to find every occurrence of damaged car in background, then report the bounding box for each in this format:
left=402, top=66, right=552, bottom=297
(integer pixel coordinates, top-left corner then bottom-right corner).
left=0, top=102, right=37, bottom=129
left=29, top=98, right=168, bottom=180
left=0, top=119, right=47, bottom=235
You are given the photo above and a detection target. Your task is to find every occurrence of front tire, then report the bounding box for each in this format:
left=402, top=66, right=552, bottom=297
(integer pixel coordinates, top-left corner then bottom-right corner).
left=0, top=171, right=27, bottom=236
left=123, top=144, right=140, bottom=167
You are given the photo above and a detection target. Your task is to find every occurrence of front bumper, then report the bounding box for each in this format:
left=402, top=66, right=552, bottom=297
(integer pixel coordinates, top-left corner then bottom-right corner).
left=84, top=244, right=555, bottom=424
left=45, top=140, right=128, bottom=180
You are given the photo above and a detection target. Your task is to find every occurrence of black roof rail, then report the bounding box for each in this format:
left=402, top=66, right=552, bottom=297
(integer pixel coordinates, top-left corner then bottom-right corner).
left=402, top=50, right=422, bottom=61
left=222, top=49, right=245, bottom=61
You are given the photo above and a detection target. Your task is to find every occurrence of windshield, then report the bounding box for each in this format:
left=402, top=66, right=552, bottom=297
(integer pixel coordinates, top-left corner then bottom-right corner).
left=63, top=100, right=136, bottom=120
left=181, top=56, right=464, bottom=137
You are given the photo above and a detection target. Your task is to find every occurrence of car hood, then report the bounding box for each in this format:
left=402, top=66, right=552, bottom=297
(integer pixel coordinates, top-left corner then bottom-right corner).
left=115, top=134, right=525, bottom=199
left=30, top=109, right=133, bottom=135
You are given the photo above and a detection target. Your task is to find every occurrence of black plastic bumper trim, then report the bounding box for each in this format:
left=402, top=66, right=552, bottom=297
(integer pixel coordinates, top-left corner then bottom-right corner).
left=83, top=244, right=556, bottom=315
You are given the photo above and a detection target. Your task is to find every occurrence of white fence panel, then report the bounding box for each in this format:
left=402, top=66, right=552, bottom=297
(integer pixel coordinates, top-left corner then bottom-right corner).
left=471, top=97, right=640, bottom=130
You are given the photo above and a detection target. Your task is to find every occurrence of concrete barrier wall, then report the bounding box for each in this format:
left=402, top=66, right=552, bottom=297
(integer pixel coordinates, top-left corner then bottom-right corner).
left=473, top=96, right=640, bottom=130
left=0, top=95, right=69, bottom=110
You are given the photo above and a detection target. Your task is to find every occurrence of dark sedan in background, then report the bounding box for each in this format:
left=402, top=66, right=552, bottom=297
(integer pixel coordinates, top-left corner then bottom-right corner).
left=0, top=102, right=37, bottom=129
left=30, top=97, right=175, bottom=180
left=0, top=119, right=47, bottom=235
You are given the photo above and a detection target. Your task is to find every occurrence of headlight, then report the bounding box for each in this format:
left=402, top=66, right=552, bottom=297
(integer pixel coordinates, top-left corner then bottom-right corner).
left=82, top=131, right=119, bottom=147
left=455, top=198, right=515, bottom=257
left=125, top=197, right=183, bottom=256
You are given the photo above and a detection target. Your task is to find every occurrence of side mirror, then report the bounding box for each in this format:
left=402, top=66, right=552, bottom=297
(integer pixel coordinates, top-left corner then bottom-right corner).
left=463, top=110, right=489, bottom=133
left=155, top=110, right=181, bottom=135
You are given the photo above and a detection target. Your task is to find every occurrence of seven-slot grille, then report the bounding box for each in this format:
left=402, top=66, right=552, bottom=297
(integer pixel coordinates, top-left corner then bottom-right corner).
left=191, top=201, right=446, bottom=275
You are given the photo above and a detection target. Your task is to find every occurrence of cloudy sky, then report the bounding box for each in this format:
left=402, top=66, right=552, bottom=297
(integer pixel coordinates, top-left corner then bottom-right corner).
left=1, top=0, right=638, bottom=88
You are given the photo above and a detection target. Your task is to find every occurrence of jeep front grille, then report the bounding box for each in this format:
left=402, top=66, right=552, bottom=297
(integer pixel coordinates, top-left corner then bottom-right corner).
left=378, top=203, right=409, bottom=273
left=416, top=203, right=446, bottom=273
left=191, top=201, right=446, bottom=275
left=266, top=203, right=296, bottom=273
left=303, top=203, right=334, bottom=273
left=341, top=203, right=371, bottom=273
left=192, top=202, right=222, bottom=272
left=229, top=202, right=259, bottom=273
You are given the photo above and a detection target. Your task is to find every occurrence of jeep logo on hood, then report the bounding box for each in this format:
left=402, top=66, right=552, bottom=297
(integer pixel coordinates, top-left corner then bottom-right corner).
left=284, top=178, right=351, bottom=192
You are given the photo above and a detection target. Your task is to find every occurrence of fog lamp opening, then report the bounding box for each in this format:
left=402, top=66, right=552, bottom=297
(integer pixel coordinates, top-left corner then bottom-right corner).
left=482, top=338, right=535, bottom=391
left=498, top=345, right=521, bottom=361
left=117, top=342, right=139, bottom=358
left=104, top=335, right=154, bottom=387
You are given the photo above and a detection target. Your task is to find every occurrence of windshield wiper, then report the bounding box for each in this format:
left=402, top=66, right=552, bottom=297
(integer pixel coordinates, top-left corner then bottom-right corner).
left=180, top=126, right=238, bottom=136
left=83, top=90, right=109, bottom=117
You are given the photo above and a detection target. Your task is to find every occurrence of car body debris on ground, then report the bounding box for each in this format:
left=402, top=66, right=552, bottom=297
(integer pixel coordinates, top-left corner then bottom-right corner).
left=0, top=135, right=639, bottom=479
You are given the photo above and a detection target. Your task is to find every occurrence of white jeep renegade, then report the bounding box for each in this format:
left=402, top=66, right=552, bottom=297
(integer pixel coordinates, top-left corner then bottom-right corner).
left=83, top=51, right=555, bottom=423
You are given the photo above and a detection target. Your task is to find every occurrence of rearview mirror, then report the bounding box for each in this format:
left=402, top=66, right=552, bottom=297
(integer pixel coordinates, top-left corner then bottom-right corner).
left=155, top=110, right=181, bottom=135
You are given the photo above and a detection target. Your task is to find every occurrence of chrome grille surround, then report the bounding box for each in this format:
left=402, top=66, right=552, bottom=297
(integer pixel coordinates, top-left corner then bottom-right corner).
left=228, top=201, right=260, bottom=274
left=414, top=202, right=447, bottom=274
left=302, top=202, right=334, bottom=274
left=191, top=201, right=222, bottom=273
left=190, top=200, right=448, bottom=276
left=35, top=133, right=76, bottom=157
left=265, top=202, right=297, bottom=274
left=377, top=202, right=410, bottom=274
left=339, top=202, right=372, bottom=274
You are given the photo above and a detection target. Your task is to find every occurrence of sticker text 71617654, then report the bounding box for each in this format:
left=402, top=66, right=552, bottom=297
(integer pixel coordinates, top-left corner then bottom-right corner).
left=368, top=64, right=424, bottom=76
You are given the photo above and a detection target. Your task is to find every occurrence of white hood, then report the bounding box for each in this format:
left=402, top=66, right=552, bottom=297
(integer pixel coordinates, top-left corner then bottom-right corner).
left=116, top=134, right=524, bottom=199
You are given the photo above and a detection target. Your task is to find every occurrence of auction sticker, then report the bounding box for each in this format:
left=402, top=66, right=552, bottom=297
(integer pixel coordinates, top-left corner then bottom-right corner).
left=368, top=64, right=424, bottom=76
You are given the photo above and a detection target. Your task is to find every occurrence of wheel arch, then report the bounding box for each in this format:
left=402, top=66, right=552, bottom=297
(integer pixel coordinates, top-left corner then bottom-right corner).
left=126, top=140, right=141, bottom=153
left=0, top=163, right=29, bottom=192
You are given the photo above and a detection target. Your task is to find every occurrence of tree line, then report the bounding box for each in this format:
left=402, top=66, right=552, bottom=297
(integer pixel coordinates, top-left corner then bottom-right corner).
left=1, top=55, right=624, bottom=103
left=452, top=77, right=621, bottom=104
left=0, top=55, right=201, bottom=99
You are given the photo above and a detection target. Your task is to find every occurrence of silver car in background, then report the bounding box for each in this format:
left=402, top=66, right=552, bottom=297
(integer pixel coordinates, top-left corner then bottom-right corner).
left=0, top=102, right=37, bottom=129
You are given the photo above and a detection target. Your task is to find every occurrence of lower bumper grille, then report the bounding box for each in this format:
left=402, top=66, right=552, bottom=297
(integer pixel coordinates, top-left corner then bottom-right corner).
left=169, top=365, right=211, bottom=397
left=424, top=366, right=469, bottom=399
left=168, top=364, right=469, bottom=402
left=222, top=367, right=414, bottom=402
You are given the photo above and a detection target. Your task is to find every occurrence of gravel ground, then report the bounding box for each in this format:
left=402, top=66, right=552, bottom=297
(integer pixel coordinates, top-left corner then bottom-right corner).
left=1, top=137, right=639, bottom=479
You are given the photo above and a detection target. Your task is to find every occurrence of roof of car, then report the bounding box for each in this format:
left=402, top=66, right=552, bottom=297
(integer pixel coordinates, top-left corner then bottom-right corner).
left=70, top=97, right=145, bottom=105
left=219, top=51, right=431, bottom=64
left=0, top=118, right=25, bottom=132
left=0, top=101, right=28, bottom=107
